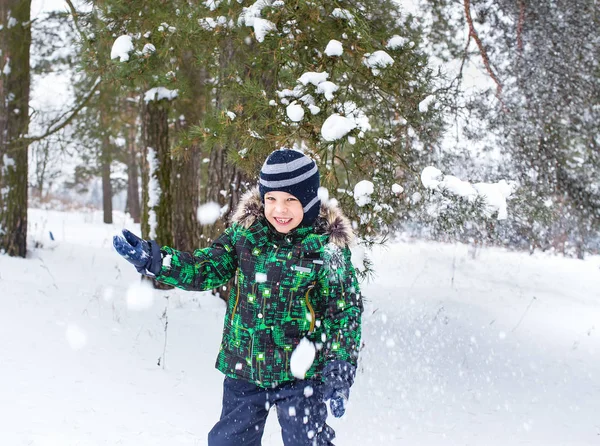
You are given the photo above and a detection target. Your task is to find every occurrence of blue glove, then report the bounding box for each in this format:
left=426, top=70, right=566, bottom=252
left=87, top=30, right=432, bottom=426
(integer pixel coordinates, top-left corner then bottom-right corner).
left=113, top=229, right=162, bottom=276
left=322, top=360, right=356, bottom=418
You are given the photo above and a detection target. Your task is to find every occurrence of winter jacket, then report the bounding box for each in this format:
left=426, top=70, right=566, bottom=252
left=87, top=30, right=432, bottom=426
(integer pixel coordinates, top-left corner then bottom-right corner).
left=155, top=188, right=363, bottom=388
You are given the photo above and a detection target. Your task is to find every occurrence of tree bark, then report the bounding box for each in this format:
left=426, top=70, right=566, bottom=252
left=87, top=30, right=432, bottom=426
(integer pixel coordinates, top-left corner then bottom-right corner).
left=100, top=130, right=113, bottom=224
left=125, top=122, right=140, bottom=223
left=141, top=98, right=172, bottom=246
left=0, top=0, right=31, bottom=257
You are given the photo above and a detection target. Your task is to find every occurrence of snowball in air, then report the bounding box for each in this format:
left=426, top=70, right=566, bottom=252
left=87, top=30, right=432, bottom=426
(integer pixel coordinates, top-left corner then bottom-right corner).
left=197, top=201, right=221, bottom=225
left=65, top=324, right=88, bottom=350
left=325, top=40, right=343, bottom=56
left=111, top=35, right=134, bottom=62
left=290, top=338, right=316, bottom=379
left=126, top=280, right=155, bottom=311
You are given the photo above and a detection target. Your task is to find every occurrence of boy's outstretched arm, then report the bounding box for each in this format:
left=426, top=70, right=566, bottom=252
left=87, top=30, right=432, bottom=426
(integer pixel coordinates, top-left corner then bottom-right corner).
left=114, top=226, right=239, bottom=292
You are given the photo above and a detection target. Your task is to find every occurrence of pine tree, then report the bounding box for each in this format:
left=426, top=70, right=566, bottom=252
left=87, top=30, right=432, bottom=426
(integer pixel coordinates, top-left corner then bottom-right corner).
left=189, top=0, right=444, bottom=243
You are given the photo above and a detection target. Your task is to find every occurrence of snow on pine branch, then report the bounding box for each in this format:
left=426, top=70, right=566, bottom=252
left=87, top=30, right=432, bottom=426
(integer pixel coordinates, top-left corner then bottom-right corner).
left=144, top=87, right=179, bottom=103
left=238, top=0, right=277, bottom=43
left=421, top=166, right=516, bottom=220
left=110, top=35, right=134, bottom=62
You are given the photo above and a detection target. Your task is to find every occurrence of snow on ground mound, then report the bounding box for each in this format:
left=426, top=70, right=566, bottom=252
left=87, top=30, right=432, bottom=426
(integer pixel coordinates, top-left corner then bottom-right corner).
left=1, top=208, right=599, bottom=445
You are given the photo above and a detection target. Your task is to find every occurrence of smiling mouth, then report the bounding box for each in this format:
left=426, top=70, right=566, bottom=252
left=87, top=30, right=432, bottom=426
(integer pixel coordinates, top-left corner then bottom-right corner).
left=274, top=217, right=292, bottom=224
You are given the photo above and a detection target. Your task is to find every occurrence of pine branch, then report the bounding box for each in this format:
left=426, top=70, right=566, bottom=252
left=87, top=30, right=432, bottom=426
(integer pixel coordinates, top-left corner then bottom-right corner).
left=25, top=77, right=102, bottom=144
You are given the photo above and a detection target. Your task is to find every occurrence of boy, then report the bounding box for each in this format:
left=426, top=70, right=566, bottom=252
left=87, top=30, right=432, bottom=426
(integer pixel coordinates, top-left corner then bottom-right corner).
left=113, top=149, right=363, bottom=445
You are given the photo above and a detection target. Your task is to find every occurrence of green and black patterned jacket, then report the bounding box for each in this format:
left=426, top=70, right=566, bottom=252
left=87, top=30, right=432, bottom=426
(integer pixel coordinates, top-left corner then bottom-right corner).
left=155, top=188, right=363, bottom=388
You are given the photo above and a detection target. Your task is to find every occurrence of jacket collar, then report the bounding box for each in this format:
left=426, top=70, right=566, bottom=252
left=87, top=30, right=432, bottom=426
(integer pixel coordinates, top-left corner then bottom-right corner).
left=230, top=187, right=354, bottom=248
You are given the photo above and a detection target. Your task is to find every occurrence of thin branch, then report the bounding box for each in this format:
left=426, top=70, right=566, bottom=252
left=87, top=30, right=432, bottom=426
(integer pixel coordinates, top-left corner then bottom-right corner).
left=463, top=0, right=507, bottom=110
left=65, top=0, right=86, bottom=42
left=25, top=77, right=102, bottom=144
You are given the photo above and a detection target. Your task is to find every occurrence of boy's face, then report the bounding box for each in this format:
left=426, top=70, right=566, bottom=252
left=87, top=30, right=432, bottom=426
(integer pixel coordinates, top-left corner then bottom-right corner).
left=264, top=191, right=304, bottom=233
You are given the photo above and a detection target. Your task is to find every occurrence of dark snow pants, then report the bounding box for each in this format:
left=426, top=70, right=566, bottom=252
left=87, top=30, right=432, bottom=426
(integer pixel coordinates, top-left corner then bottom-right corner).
left=207, top=377, right=335, bottom=446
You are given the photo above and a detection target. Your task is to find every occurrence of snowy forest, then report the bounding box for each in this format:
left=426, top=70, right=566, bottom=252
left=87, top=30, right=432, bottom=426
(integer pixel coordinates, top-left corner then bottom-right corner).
left=1, top=1, right=600, bottom=445
left=0, top=0, right=597, bottom=260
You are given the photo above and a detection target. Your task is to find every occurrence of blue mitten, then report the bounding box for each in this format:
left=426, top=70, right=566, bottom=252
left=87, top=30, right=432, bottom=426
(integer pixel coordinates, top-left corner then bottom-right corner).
left=113, top=229, right=162, bottom=276
left=322, top=360, right=356, bottom=418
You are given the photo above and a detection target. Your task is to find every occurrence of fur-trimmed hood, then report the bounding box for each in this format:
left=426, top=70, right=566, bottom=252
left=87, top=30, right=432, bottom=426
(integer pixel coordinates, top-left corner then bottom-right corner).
left=230, top=187, right=354, bottom=248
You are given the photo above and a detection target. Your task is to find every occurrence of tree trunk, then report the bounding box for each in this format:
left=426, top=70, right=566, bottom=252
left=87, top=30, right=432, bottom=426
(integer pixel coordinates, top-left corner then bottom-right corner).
left=141, top=98, right=172, bottom=245
left=125, top=124, right=140, bottom=223
left=0, top=0, right=31, bottom=257
left=171, top=50, right=205, bottom=252
left=172, top=144, right=200, bottom=252
left=100, top=131, right=113, bottom=224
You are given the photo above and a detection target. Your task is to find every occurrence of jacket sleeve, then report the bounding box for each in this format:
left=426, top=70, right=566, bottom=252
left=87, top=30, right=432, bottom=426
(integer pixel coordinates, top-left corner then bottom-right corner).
left=154, top=225, right=239, bottom=292
left=319, top=245, right=363, bottom=367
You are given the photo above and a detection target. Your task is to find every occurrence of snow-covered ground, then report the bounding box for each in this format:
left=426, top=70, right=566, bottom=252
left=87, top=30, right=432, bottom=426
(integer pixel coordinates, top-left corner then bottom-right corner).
left=2, top=208, right=599, bottom=445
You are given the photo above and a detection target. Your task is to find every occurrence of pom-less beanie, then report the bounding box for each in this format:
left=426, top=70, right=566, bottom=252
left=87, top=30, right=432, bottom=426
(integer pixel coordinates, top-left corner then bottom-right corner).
left=259, top=149, right=321, bottom=227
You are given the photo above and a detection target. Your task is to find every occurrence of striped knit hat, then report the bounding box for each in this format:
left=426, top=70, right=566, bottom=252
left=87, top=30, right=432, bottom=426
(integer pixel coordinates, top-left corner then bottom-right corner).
left=259, top=149, right=321, bottom=227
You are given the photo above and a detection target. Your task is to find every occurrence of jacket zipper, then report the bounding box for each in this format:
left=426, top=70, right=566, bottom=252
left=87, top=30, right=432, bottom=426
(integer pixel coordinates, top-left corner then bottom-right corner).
left=305, top=282, right=316, bottom=332
left=230, top=273, right=241, bottom=323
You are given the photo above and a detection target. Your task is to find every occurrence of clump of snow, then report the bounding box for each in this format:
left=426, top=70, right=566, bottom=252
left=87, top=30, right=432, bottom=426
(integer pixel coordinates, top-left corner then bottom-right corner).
left=308, top=105, right=321, bottom=115
left=387, top=35, right=409, bottom=49
left=142, top=43, right=156, bottom=55
left=286, top=102, right=305, bottom=122
left=198, top=16, right=231, bottom=30
left=321, top=114, right=357, bottom=141
left=255, top=272, right=267, bottom=283
left=2, top=58, right=11, bottom=75
left=197, top=202, right=221, bottom=225
left=298, top=72, right=329, bottom=87
left=363, top=51, right=394, bottom=75
left=421, top=166, right=443, bottom=189
left=125, top=280, right=155, bottom=311
left=226, top=111, right=236, bottom=120
left=473, top=180, right=515, bottom=220
left=316, top=81, right=339, bottom=101
left=205, top=0, right=222, bottom=10
left=65, top=324, right=88, bottom=351
left=144, top=87, right=179, bottom=103
left=392, top=183, right=404, bottom=194
left=419, top=95, right=435, bottom=113
left=331, top=8, right=355, bottom=25
left=421, top=166, right=516, bottom=220
left=110, top=35, right=134, bottom=62
left=325, top=40, right=343, bottom=56
left=238, top=1, right=277, bottom=43
left=354, top=180, right=374, bottom=207
left=290, top=338, right=316, bottom=379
